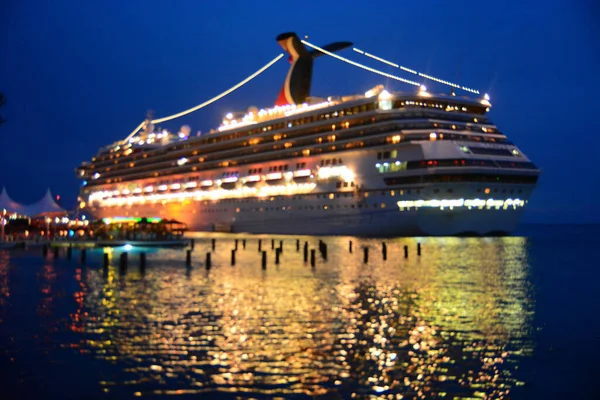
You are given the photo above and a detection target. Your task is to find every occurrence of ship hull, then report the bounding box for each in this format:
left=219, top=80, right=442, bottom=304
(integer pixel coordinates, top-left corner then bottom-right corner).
left=89, top=182, right=534, bottom=237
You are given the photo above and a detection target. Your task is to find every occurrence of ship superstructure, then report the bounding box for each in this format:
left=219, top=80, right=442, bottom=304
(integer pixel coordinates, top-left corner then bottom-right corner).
left=76, top=33, right=539, bottom=236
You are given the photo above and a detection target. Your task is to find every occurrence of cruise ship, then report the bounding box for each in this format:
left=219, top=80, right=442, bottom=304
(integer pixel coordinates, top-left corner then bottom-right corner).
left=76, top=33, right=539, bottom=236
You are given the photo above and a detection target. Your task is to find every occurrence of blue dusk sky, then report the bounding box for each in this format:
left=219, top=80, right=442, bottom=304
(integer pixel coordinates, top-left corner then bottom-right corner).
left=1, top=0, right=599, bottom=223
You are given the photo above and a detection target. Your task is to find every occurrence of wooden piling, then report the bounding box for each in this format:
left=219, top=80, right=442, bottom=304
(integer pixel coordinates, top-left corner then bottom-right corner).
left=103, top=253, right=109, bottom=270
left=190, top=238, right=195, bottom=250
left=262, top=251, right=267, bottom=269
left=303, top=242, right=308, bottom=262
left=235, top=239, right=239, bottom=250
left=382, top=242, right=387, bottom=261
left=404, top=245, right=408, bottom=258
left=258, top=239, right=262, bottom=252
left=296, top=239, right=300, bottom=251
left=242, top=239, right=246, bottom=249
left=80, top=248, right=87, bottom=264
left=417, top=243, right=421, bottom=256
left=211, top=238, right=215, bottom=251
left=275, top=248, right=280, bottom=264
left=140, top=252, right=146, bottom=273
left=186, top=249, right=192, bottom=266
left=67, top=245, right=72, bottom=260
left=310, top=249, right=316, bottom=267
left=205, top=252, right=211, bottom=270
left=364, top=247, right=369, bottom=264
left=231, top=249, right=236, bottom=266
left=119, top=252, right=128, bottom=273
left=349, top=240, right=353, bottom=253
left=271, top=239, right=275, bottom=250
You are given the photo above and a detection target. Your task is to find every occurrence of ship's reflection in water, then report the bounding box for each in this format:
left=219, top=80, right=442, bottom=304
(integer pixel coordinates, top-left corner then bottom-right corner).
left=75, top=236, right=534, bottom=398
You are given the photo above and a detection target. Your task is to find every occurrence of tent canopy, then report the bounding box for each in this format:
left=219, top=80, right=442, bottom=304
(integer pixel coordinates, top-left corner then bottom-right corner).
left=0, top=187, right=25, bottom=214
left=21, top=188, right=66, bottom=217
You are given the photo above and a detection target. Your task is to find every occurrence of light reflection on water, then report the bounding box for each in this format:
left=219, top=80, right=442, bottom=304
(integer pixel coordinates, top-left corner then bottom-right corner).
left=1, top=235, right=534, bottom=398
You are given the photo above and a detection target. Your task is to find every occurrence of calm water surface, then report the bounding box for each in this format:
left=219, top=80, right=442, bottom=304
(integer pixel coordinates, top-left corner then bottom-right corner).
left=0, top=225, right=598, bottom=399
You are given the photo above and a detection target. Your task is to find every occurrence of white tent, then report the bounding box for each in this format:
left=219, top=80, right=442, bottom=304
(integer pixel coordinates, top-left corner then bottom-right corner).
left=22, top=188, right=66, bottom=217
left=0, top=186, right=25, bottom=214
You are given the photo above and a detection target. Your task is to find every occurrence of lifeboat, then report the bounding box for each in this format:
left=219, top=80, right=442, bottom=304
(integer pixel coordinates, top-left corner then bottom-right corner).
left=220, top=177, right=238, bottom=190
left=243, top=175, right=261, bottom=187
left=265, top=172, right=284, bottom=185
left=293, top=169, right=313, bottom=182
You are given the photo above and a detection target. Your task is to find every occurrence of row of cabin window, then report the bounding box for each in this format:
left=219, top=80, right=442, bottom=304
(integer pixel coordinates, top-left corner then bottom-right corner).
left=206, top=192, right=361, bottom=203
left=248, top=167, right=263, bottom=174
left=406, top=159, right=537, bottom=170
left=234, top=203, right=389, bottom=212
left=268, top=164, right=288, bottom=172
left=377, top=151, right=394, bottom=160
left=384, top=174, right=538, bottom=186
left=394, top=99, right=487, bottom=116
left=468, top=147, right=516, bottom=157
left=203, top=187, right=524, bottom=201
left=233, top=186, right=522, bottom=203
left=320, top=158, right=343, bottom=166
left=208, top=186, right=523, bottom=202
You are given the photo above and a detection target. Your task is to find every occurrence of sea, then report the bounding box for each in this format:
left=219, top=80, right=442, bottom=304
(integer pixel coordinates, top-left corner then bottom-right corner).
left=0, top=224, right=598, bottom=399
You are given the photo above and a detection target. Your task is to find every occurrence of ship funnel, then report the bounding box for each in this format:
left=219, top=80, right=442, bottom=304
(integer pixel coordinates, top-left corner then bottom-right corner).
left=275, top=32, right=352, bottom=106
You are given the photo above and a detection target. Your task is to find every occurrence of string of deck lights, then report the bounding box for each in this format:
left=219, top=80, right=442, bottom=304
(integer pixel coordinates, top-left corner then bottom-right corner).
left=121, top=53, right=285, bottom=144
left=88, top=182, right=318, bottom=207
left=353, top=47, right=480, bottom=94
left=300, top=40, right=421, bottom=87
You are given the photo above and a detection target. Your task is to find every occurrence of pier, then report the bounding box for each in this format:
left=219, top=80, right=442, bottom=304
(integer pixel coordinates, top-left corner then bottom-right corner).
left=6, top=234, right=425, bottom=274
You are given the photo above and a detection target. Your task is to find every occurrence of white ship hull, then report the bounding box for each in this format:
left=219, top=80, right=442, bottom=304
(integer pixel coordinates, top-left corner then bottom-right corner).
left=92, top=182, right=534, bottom=236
